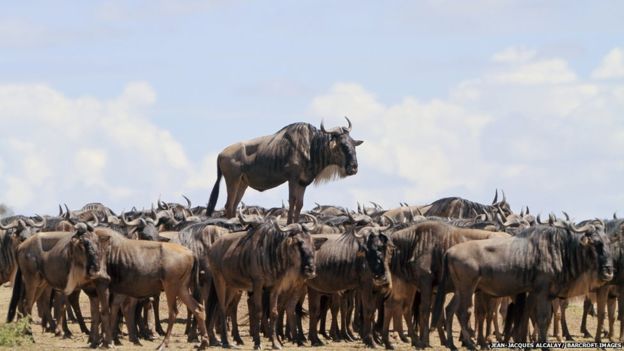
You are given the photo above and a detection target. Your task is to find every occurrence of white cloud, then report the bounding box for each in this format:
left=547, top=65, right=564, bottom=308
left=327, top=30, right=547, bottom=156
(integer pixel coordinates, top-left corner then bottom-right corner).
left=0, top=82, right=213, bottom=213
left=490, top=59, right=577, bottom=85
left=592, top=48, right=624, bottom=80
left=308, top=50, right=624, bottom=217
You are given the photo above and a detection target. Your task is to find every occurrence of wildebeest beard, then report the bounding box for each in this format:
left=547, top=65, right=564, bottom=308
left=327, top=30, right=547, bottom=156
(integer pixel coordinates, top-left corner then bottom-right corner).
left=81, top=238, right=100, bottom=276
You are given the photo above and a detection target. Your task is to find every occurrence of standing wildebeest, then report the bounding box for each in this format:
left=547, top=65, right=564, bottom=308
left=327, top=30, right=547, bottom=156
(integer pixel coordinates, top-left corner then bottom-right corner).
left=8, top=224, right=112, bottom=344
left=431, top=220, right=614, bottom=349
left=307, top=225, right=394, bottom=348
left=382, top=220, right=509, bottom=349
left=207, top=217, right=317, bottom=349
left=91, top=228, right=211, bottom=351
left=207, top=118, right=363, bottom=223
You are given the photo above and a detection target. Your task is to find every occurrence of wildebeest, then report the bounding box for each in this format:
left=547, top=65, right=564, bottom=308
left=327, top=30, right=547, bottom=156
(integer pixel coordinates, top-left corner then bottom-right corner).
left=207, top=216, right=317, bottom=349
left=92, top=228, right=211, bottom=351
left=7, top=223, right=111, bottom=343
left=424, top=190, right=513, bottom=220
left=206, top=118, right=363, bottom=223
left=306, top=224, right=394, bottom=348
left=431, top=220, right=614, bottom=349
left=382, top=220, right=510, bottom=349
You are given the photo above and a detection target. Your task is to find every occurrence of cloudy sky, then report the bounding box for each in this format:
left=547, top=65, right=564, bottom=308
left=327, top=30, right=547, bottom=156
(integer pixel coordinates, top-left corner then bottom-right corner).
left=1, top=1, right=623, bottom=220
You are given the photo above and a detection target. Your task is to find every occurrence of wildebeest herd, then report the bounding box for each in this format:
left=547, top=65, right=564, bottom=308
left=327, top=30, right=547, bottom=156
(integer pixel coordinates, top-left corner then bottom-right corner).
left=0, top=120, right=623, bottom=350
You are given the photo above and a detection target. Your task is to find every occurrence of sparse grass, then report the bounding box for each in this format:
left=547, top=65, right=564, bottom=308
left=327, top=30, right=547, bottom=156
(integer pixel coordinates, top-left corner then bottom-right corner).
left=0, top=318, right=34, bottom=347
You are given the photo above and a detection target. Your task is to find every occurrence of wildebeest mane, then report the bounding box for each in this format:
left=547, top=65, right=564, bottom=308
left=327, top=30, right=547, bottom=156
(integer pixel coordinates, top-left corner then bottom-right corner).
left=426, top=197, right=496, bottom=219
left=604, top=219, right=624, bottom=282
left=509, top=225, right=596, bottom=284
left=390, top=221, right=467, bottom=280
left=234, top=219, right=296, bottom=280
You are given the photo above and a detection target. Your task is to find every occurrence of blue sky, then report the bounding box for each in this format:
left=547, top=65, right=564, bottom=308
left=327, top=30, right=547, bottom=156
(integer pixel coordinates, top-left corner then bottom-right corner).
left=1, top=1, right=623, bottom=220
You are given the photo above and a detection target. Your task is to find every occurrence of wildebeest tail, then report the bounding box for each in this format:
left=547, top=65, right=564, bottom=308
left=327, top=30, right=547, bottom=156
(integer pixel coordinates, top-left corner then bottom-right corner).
left=7, top=268, right=23, bottom=322
left=206, top=157, right=222, bottom=216
left=430, top=254, right=449, bottom=329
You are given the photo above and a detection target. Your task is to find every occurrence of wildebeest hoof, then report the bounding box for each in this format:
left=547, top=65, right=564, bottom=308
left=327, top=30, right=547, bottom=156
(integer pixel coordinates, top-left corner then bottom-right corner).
left=384, top=341, right=395, bottom=350
left=195, top=340, right=209, bottom=350
left=398, top=333, right=409, bottom=343
left=253, top=343, right=263, bottom=350
left=271, top=343, right=281, bottom=350
left=221, top=342, right=239, bottom=349
left=583, top=332, right=593, bottom=338
left=311, top=339, right=325, bottom=347
left=234, top=336, right=245, bottom=345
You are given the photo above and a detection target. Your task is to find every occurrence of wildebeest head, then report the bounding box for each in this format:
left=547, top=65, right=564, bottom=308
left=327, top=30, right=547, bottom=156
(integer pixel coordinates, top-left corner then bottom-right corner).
left=66, top=222, right=111, bottom=294
left=122, top=212, right=160, bottom=241
left=575, top=220, right=614, bottom=282
left=355, top=225, right=394, bottom=287
left=0, top=215, right=46, bottom=242
left=276, top=219, right=317, bottom=279
left=320, top=117, right=363, bottom=176
left=491, top=189, right=513, bottom=218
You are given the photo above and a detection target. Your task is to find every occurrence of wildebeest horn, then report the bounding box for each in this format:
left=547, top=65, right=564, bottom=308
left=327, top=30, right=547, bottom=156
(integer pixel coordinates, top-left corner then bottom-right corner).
left=0, top=219, right=18, bottom=230
left=121, top=212, right=143, bottom=226
left=87, top=214, right=99, bottom=230
left=492, top=189, right=498, bottom=205
left=570, top=222, right=595, bottom=234
left=300, top=213, right=318, bottom=232
left=182, top=194, right=192, bottom=209
left=536, top=214, right=544, bottom=225
left=157, top=198, right=168, bottom=210
left=381, top=215, right=395, bottom=227
left=562, top=211, right=570, bottom=221
left=614, top=212, right=618, bottom=220
left=357, top=202, right=362, bottom=214
left=370, top=201, right=381, bottom=210
left=58, top=204, right=63, bottom=216
left=320, top=119, right=344, bottom=135
left=495, top=213, right=504, bottom=225
left=520, top=207, right=525, bottom=217
left=281, top=200, right=285, bottom=209
left=501, top=189, right=507, bottom=203
left=64, top=204, right=71, bottom=216
left=314, top=202, right=321, bottom=208
left=344, top=116, right=352, bottom=133
left=526, top=206, right=530, bottom=214
left=26, top=215, right=46, bottom=228
left=548, top=213, right=556, bottom=225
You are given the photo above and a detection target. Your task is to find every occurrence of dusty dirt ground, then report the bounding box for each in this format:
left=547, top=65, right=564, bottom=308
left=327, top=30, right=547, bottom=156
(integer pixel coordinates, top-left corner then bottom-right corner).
left=0, top=284, right=616, bottom=350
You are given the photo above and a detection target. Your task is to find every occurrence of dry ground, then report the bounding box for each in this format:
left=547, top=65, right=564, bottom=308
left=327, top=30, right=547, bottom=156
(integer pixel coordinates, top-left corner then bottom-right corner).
left=0, top=284, right=616, bottom=350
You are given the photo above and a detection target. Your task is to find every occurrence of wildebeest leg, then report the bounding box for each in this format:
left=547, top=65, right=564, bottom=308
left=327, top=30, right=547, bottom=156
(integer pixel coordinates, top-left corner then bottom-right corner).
left=224, top=176, right=247, bottom=218
left=268, top=288, right=282, bottom=350
left=251, top=284, right=264, bottom=349
left=287, top=181, right=305, bottom=224
left=94, top=281, right=113, bottom=348
left=341, top=291, right=356, bottom=341
left=318, top=295, right=329, bottom=340
left=109, top=294, right=126, bottom=346
left=177, top=284, right=209, bottom=350
left=120, top=297, right=142, bottom=345
left=560, top=299, right=573, bottom=341
left=308, top=287, right=324, bottom=346
left=360, top=288, right=377, bottom=348
left=595, top=285, right=609, bottom=343
left=329, top=294, right=341, bottom=341
left=382, top=292, right=397, bottom=350
left=54, top=293, right=70, bottom=338
left=532, top=292, right=551, bottom=347
left=607, top=293, right=616, bottom=341
left=68, top=290, right=90, bottom=335
left=417, top=280, right=433, bottom=348
left=617, top=288, right=624, bottom=342
left=152, top=294, right=166, bottom=336
left=580, top=295, right=593, bottom=338
left=229, top=291, right=244, bottom=345
left=87, top=293, right=101, bottom=348
left=551, top=299, right=562, bottom=342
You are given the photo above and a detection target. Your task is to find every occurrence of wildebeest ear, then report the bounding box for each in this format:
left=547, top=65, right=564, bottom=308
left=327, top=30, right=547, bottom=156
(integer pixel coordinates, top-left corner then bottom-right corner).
left=354, top=140, right=364, bottom=146
left=313, top=237, right=328, bottom=250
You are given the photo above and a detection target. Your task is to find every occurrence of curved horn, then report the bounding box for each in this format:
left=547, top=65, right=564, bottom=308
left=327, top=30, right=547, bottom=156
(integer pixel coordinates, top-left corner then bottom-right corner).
left=501, top=189, right=507, bottom=203
left=314, top=202, right=321, bottom=208
left=537, top=214, right=544, bottom=225
left=27, top=215, right=46, bottom=228
left=370, top=201, right=381, bottom=210
left=570, top=222, right=595, bottom=233
left=562, top=211, right=570, bottom=221
left=548, top=213, right=556, bottom=225
left=58, top=204, right=63, bottom=216
left=300, top=213, right=318, bottom=232
left=526, top=206, right=530, bottom=214
left=320, top=119, right=327, bottom=133
left=0, top=219, right=18, bottom=230
left=614, top=212, right=618, bottom=220
left=64, top=204, right=71, bottom=216
left=182, top=194, right=192, bottom=209
left=88, top=214, right=99, bottom=229
left=381, top=215, right=396, bottom=227
left=121, top=212, right=143, bottom=226
left=344, top=116, right=352, bottom=133
left=492, top=189, right=499, bottom=204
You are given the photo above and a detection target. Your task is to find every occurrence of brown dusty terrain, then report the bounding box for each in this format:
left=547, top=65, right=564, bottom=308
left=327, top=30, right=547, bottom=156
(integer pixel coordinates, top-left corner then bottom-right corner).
left=0, top=284, right=616, bottom=350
